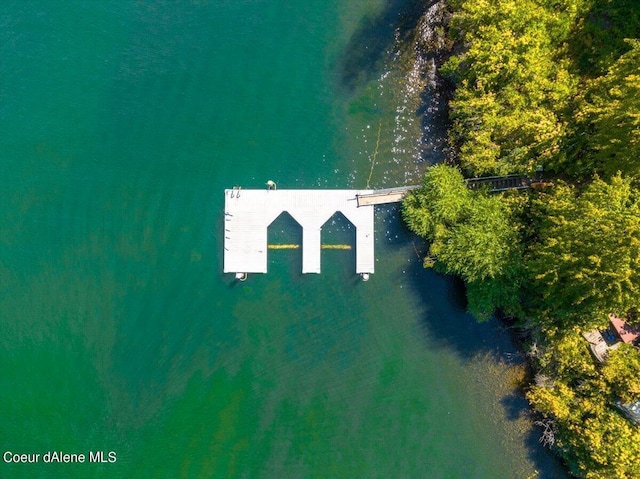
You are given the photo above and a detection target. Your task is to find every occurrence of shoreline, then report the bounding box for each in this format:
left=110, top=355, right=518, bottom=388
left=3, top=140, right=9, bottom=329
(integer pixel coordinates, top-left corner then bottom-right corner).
left=404, top=1, right=640, bottom=477
left=403, top=2, right=572, bottom=476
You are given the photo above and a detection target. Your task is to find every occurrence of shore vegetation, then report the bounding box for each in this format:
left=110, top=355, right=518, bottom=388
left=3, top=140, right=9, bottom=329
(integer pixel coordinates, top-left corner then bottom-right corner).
left=403, top=1, right=640, bottom=477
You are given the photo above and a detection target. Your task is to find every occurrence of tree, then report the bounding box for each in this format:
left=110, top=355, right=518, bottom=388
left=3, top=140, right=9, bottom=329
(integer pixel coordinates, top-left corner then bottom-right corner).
left=438, top=1, right=640, bottom=476
left=527, top=335, right=640, bottom=479
left=601, top=344, right=640, bottom=403
left=403, top=164, right=524, bottom=318
left=526, top=175, right=640, bottom=326
left=402, top=163, right=470, bottom=238
left=442, top=0, right=583, bottom=175
left=578, top=40, right=640, bottom=178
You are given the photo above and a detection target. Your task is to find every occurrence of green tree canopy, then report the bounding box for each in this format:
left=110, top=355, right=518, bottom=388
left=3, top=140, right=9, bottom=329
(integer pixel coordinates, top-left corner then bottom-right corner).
left=402, top=164, right=523, bottom=318
left=601, top=344, right=640, bottom=403
left=527, top=337, right=640, bottom=479
left=429, top=0, right=640, bottom=475
left=527, top=175, right=640, bottom=326
left=578, top=40, right=640, bottom=178
left=442, top=0, right=585, bottom=175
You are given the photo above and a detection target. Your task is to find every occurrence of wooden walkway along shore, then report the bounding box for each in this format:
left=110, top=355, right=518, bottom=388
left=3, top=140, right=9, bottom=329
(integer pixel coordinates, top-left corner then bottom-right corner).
left=354, top=175, right=533, bottom=207
left=465, top=174, right=533, bottom=192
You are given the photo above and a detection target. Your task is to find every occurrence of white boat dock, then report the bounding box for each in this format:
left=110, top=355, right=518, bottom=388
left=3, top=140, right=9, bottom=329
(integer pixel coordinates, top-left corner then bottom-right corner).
left=223, top=178, right=537, bottom=280
left=224, top=188, right=376, bottom=277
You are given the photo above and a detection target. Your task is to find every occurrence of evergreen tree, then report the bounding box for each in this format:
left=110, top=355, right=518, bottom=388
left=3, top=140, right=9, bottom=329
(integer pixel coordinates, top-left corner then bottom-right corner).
left=527, top=175, right=640, bottom=326
left=405, top=1, right=640, bottom=475
left=579, top=40, right=640, bottom=178
left=442, top=0, right=584, bottom=175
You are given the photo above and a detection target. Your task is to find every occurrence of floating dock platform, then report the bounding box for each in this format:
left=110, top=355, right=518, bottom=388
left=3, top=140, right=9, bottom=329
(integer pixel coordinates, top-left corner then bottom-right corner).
left=224, top=189, right=375, bottom=276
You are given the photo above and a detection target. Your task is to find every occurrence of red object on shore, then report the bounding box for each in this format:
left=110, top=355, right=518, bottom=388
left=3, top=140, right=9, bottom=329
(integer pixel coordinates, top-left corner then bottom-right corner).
left=609, top=313, right=640, bottom=344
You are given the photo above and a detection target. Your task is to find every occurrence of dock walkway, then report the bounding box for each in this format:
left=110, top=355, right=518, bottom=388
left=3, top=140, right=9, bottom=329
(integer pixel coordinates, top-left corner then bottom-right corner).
left=356, top=186, right=420, bottom=206
left=465, top=175, right=532, bottom=192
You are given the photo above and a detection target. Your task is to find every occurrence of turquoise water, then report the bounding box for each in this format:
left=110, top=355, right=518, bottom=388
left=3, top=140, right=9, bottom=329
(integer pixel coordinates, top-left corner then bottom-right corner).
left=0, top=1, right=566, bottom=478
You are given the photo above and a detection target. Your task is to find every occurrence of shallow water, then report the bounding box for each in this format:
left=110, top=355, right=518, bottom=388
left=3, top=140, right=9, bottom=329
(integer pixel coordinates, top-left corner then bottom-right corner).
left=0, top=1, right=566, bottom=477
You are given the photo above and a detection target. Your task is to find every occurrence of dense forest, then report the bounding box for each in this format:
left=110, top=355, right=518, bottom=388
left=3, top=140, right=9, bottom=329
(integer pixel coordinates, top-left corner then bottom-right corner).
left=403, top=0, right=640, bottom=477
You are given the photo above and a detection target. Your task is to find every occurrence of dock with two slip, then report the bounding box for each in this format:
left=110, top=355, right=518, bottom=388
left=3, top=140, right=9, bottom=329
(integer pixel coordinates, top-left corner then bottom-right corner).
left=224, top=176, right=536, bottom=280
left=224, top=188, right=379, bottom=280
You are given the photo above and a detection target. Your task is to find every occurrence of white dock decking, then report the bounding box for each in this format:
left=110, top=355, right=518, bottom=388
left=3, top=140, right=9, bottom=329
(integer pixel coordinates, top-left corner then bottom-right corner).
left=224, top=189, right=375, bottom=275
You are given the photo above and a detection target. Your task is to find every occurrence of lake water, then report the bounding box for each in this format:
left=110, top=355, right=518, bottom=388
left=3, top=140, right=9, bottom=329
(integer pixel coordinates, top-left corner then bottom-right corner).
left=0, top=1, right=567, bottom=477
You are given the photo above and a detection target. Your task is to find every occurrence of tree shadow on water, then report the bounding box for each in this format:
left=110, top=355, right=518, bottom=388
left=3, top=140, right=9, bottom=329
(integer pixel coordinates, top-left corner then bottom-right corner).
left=406, top=256, right=516, bottom=361
left=501, top=390, right=570, bottom=478
left=337, top=0, right=429, bottom=92
left=406, top=254, right=569, bottom=476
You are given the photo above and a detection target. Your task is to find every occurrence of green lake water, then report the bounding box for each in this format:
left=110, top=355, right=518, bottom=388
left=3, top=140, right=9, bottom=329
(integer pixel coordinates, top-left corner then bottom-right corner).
left=0, top=1, right=568, bottom=477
